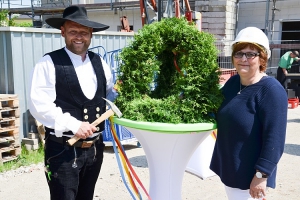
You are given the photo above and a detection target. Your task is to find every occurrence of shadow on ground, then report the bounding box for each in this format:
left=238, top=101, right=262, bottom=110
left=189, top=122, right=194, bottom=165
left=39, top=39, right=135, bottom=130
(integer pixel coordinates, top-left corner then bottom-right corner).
left=104, top=145, right=148, bottom=168
left=104, top=144, right=140, bottom=154
left=287, top=118, right=300, bottom=123
left=284, top=143, right=300, bottom=156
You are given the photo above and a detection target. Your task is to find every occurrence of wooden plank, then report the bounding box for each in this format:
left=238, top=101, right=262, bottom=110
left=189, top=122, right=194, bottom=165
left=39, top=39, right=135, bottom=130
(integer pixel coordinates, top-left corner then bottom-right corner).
left=0, top=118, right=20, bottom=129
left=0, top=127, right=19, bottom=134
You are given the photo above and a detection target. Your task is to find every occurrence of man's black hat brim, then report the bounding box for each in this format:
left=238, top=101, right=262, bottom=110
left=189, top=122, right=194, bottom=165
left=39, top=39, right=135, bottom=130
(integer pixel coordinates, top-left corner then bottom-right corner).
left=45, top=6, right=109, bottom=32
left=45, top=18, right=109, bottom=32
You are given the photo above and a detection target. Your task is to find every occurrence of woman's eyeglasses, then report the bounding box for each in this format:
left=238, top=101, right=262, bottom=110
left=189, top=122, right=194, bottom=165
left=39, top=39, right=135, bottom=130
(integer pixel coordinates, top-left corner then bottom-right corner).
left=234, top=52, right=260, bottom=59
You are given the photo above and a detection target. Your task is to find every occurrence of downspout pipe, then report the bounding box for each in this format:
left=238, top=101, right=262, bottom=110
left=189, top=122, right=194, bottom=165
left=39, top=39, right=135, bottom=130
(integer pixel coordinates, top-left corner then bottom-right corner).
left=264, top=0, right=270, bottom=37
left=234, top=0, right=240, bottom=38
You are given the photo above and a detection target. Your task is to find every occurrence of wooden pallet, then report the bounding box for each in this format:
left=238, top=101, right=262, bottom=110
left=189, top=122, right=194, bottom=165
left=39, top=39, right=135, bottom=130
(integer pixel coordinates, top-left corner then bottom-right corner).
left=0, top=127, right=20, bottom=147
left=0, top=107, right=20, bottom=118
left=0, top=94, right=19, bottom=109
left=0, top=147, right=21, bottom=164
left=0, top=127, right=19, bottom=135
left=0, top=136, right=15, bottom=143
left=0, top=118, right=20, bottom=129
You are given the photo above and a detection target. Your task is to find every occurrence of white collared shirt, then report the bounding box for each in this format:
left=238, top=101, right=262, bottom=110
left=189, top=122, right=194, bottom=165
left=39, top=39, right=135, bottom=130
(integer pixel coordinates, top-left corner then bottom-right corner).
left=29, top=47, right=114, bottom=137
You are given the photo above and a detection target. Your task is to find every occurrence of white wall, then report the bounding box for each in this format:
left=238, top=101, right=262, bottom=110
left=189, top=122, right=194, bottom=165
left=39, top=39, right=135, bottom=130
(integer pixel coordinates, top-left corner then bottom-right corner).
left=88, top=8, right=144, bottom=32
left=237, top=0, right=300, bottom=39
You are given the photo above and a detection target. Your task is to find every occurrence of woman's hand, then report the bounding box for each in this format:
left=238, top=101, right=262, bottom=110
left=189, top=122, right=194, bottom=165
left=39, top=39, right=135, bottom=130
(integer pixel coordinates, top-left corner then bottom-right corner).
left=249, top=176, right=267, bottom=199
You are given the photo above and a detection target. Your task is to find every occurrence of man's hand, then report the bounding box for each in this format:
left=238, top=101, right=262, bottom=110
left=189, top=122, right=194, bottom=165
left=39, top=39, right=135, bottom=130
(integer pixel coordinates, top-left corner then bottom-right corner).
left=249, top=176, right=267, bottom=199
left=75, top=122, right=96, bottom=139
left=283, top=68, right=288, bottom=76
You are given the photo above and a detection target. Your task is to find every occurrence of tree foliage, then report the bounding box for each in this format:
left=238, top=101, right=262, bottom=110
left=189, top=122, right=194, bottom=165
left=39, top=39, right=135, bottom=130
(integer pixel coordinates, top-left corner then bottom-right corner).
left=0, top=10, right=32, bottom=27
left=115, top=17, right=223, bottom=124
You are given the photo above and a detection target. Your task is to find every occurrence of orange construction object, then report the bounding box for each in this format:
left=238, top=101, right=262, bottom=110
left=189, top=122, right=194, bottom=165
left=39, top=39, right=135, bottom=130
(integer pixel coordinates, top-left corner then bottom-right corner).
left=174, top=0, right=180, bottom=18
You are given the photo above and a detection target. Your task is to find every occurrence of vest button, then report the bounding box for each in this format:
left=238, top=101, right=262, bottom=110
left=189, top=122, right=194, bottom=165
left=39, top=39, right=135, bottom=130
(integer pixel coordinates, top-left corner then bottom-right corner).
left=84, top=115, right=88, bottom=120
left=96, top=114, right=100, bottom=118
left=96, top=107, right=100, bottom=112
left=83, top=108, right=88, bottom=113
left=96, top=127, right=100, bottom=131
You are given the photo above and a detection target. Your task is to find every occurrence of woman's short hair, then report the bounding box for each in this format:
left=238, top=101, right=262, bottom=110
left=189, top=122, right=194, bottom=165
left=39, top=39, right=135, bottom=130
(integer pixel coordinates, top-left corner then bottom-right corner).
left=232, top=42, right=268, bottom=72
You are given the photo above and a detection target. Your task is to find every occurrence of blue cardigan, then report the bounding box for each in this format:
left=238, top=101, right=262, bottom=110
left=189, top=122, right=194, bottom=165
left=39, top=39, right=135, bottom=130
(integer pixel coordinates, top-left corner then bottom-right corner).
left=210, top=75, right=288, bottom=190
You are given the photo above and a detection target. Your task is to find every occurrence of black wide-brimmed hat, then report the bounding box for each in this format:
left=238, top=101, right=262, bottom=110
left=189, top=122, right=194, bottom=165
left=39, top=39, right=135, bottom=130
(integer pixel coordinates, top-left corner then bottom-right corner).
left=45, top=5, right=109, bottom=32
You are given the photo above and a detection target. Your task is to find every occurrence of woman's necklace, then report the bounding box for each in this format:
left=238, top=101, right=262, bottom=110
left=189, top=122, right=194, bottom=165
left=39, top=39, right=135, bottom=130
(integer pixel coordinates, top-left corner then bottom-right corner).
left=237, top=83, right=249, bottom=94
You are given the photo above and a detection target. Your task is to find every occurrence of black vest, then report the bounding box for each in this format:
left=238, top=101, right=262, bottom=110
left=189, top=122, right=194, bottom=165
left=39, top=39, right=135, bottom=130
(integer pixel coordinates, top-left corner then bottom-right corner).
left=45, top=48, right=106, bottom=136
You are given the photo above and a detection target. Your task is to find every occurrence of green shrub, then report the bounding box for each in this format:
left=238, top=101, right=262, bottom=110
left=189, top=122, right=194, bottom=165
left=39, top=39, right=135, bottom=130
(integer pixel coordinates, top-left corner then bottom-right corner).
left=16, top=22, right=33, bottom=27
left=115, top=17, right=223, bottom=124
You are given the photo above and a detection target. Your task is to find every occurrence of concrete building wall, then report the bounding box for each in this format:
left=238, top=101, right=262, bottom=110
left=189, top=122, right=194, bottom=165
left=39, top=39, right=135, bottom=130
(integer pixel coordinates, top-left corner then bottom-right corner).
left=195, top=0, right=238, bottom=57
left=237, top=0, right=300, bottom=40
left=237, top=0, right=300, bottom=71
left=195, top=0, right=237, bottom=41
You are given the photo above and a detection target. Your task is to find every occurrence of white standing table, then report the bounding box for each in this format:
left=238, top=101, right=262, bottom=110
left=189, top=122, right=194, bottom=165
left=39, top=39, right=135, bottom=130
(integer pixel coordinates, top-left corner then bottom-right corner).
left=113, top=118, right=216, bottom=200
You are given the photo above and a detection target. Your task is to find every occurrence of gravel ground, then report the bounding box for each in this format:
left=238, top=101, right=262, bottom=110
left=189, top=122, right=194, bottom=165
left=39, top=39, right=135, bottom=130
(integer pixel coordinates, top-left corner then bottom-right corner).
left=0, top=107, right=300, bottom=200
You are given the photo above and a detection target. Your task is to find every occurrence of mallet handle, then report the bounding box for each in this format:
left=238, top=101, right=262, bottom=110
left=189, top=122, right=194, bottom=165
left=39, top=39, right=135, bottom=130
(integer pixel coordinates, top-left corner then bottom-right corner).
left=67, top=109, right=115, bottom=146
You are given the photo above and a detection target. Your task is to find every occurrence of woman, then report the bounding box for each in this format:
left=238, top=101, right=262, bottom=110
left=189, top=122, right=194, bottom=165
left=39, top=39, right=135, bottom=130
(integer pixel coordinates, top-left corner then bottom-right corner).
left=210, top=27, right=288, bottom=200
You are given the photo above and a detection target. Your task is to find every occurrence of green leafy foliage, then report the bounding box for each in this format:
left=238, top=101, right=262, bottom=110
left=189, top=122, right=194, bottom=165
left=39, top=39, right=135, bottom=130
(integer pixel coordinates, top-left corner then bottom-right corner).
left=115, top=17, right=223, bottom=124
left=0, top=10, right=9, bottom=26
left=0, top=10, right=32, bottom=27
left=16, top=22, right=33, bottom=27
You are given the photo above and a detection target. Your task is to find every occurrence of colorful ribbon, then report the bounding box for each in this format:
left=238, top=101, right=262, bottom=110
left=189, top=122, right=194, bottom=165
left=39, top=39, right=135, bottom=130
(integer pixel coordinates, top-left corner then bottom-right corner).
left=108, top=117, right=152, bottom=200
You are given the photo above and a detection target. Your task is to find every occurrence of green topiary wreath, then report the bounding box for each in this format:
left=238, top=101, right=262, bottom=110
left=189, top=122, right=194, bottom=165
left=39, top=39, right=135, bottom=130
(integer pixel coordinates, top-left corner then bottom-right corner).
left=115, top=17, right=223, bottom=124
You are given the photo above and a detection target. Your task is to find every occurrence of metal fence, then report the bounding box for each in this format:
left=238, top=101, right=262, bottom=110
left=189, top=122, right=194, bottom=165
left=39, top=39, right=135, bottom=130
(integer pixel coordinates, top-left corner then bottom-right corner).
left=215, top=39, right=300, bottom=77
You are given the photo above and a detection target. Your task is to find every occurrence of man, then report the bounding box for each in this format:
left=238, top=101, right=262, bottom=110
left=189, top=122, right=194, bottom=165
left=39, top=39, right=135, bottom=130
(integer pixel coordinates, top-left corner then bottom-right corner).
left=277, top=50, right=300, bottom=88
left=28, top=5, right=117, bottom=200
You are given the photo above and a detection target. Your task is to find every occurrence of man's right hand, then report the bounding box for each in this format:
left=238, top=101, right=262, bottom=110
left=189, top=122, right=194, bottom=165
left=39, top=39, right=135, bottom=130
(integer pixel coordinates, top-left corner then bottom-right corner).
left=282, top=68, right=288, bottom=76
left=75, top=122, right=97, bottom=139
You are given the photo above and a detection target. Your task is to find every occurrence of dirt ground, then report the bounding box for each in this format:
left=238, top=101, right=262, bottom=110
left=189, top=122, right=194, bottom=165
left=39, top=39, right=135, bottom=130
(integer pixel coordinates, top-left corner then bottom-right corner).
left=0, top=107, right=299, bottom=200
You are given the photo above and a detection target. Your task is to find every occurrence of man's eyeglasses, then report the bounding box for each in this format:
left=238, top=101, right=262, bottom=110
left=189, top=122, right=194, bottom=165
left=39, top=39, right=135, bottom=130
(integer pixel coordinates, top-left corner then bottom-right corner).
left=234, top=52, right=260, bottom=59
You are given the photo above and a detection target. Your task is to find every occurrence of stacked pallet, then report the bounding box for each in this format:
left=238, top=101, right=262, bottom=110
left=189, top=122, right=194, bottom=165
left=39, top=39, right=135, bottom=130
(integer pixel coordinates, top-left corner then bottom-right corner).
left=0, top=94, right=21, bottom=164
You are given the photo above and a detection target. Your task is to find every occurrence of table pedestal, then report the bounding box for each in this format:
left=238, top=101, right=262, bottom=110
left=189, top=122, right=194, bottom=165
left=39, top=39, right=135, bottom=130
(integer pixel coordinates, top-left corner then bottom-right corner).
left=186, top=132, right=216, bottom=179
left=125, top=127, right=212, bottom=200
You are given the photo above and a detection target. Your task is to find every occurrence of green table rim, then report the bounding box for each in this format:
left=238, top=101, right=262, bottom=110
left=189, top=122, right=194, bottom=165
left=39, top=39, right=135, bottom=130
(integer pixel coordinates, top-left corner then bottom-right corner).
left=112, top=117, right=217, bottom=134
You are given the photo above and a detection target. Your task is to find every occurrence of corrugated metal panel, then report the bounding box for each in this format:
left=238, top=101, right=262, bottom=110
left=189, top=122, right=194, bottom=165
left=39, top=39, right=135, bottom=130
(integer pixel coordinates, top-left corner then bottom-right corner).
left=0, top=27, right=134, bottom=140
